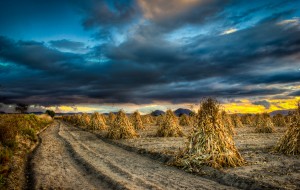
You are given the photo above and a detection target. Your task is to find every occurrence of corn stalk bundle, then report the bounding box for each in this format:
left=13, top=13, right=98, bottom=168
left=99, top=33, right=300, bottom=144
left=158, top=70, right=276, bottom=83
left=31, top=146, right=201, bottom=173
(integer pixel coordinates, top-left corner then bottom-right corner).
left=107, top=110, right=137, bottom=139
left=79, top=113, right=91, bottom=128
left=272, top=114, right=287, bottom=127
left=90, top=112, right=108, bottom=130
left=179, top=114, right=192, bottom=126
left=173, top=98, right=245, bottom=169
left=230, top=114, right=244, bottom=128
left=274, top=103, right=300, bottom=154
left=221, top=111, right=236, bottom=136
left=130, top=111, right=145, bottom=130
left=107, top=112, right=116, bottom=125
left=254, top=114, right=275, bottom=133
left=71, top=114, right=82, bottom=126
left=156, top=110, right=183, bottom=137
left=155, top=115, right=164, bottom=126
left=241, top=114, right=254, bottom=127
left=142, top=114, right=155, bottom=124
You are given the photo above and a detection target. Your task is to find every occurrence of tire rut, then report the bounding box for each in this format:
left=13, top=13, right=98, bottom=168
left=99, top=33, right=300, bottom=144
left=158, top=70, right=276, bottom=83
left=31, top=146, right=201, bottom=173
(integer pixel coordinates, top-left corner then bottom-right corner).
left=58, top=121, right=237, bottom=190
left=30, top=122, right=111, bottom=189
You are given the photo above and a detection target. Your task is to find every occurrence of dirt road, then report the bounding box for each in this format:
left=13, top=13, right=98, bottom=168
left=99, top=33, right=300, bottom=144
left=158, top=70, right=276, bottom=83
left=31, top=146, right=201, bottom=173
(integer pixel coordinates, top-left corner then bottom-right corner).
left=29, top=121, right=237, bottom=189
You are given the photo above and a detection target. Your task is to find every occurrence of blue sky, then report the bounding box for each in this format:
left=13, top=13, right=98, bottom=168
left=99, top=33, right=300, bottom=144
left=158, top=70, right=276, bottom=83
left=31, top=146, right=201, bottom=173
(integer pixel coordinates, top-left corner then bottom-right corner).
left=0, top=0, right=300, bottom=113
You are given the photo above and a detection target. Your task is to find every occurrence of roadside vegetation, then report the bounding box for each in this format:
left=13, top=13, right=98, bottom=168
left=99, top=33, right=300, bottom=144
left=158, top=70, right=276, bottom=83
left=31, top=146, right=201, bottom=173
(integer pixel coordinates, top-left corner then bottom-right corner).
left=0, top=114, right=52, bottom=189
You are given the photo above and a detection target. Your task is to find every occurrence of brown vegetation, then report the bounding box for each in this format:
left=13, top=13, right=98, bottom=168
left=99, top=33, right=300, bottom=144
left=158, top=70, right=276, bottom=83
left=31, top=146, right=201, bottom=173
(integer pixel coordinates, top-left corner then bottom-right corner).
left=107, top=110, right=138, bottom=139
left=156, top=110, right=183, bottom=137
left=275, top=103, right=300, bottom=154
left=173, top=98, right=245, bottom=169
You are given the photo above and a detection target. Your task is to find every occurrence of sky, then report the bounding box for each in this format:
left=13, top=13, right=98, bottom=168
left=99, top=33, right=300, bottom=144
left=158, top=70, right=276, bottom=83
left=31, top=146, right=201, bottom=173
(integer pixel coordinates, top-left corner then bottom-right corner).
left=0, top=0, right=300, bottom=114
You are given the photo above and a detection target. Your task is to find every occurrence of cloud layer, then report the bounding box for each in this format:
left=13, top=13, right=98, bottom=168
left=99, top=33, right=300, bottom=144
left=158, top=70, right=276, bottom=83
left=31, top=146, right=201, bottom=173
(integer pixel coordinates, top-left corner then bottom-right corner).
left=0, top=0, right=299, bottom=107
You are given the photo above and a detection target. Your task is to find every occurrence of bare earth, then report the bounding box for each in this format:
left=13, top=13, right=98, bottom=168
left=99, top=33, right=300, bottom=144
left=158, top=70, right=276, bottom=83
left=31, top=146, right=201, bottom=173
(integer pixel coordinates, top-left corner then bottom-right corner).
left=30, top=121, right=236, bottom=190
left=96, top=125, right=300, bottom=190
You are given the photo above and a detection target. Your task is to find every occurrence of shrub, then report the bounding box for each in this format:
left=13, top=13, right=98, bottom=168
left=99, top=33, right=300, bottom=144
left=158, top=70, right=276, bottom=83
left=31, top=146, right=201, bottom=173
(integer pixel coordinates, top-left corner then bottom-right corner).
left=45, top=110, right=55, bottom=118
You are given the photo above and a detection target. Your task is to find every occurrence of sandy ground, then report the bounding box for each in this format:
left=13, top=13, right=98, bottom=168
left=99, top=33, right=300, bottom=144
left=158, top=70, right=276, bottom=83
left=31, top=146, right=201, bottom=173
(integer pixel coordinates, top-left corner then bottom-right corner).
left=29, top=121, right=236, bottom=190
left=94, top=125, right=300, bottom=190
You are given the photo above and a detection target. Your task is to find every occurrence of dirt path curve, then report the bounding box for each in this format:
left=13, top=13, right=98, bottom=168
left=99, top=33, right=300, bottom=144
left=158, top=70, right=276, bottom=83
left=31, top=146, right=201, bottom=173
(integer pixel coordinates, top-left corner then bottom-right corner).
left=30, top=121, right=238, bottom=190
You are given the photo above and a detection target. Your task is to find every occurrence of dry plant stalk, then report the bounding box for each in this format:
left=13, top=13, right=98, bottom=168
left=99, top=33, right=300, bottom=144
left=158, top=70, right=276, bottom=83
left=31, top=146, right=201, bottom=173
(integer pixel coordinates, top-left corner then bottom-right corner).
left=90, top=112, right=108, bottom=130
left=272, top=114, right=287, bottom=127
left=142, top=114, right=154, bottom=124
left=179, top=114, right=192, bottom=126
left=254, top=113, right=275, bottom=133
left=230, top=114, right=244, bottom=128
left=241, top=114, right=254, bottom=127
left=156, top=110, right=184, bottom=137
left=274, top=102, right=300, bottom=155
left=107, top=110, right=137, bottom=139
left=173, top=98, right=245, bottom=169
left=130, top=111, right=145, bottom=130
left=221, top=111, right=236, bottom=136
left=107, top=112, right=116, bottom=125
left=79, top=113, right=91, bottom=128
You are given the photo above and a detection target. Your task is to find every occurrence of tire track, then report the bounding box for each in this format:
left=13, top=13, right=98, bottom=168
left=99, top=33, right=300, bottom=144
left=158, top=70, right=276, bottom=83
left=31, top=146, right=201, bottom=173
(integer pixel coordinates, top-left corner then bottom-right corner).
left=58, top=121, right=237, bottom=190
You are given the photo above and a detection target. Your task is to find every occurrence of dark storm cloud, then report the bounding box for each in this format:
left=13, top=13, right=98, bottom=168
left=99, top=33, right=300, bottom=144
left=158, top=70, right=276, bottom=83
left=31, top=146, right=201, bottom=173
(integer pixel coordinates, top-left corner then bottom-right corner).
left=49, top=40, right=86, bottom=52
left=137, top=0, right=229, bottom=31
left=74, top=0, right=139, bottom=29
left=0, top=0, right=299, bottom=105
left=289, top=90, right=300, bottom=96
left=252, top=100, right=271, bottom=109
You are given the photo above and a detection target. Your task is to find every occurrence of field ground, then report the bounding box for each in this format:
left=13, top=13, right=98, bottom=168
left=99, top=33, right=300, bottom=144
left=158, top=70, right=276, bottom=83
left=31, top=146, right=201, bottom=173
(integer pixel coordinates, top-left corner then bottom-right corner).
left=90, top=124, right=300, bottom=190
left=29, top=121, right=236, bottom=189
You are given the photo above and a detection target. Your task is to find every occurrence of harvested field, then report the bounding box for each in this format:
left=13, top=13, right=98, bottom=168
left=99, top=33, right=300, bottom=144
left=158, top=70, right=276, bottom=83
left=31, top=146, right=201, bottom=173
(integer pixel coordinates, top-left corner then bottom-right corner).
left=29, top=121, right=236, bottom=189
left=91, top=124, right=299, bottom=189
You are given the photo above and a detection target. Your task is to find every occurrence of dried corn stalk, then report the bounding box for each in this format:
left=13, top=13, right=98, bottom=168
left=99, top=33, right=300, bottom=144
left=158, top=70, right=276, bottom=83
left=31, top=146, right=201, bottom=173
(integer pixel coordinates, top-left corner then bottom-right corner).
left=156, top=110, right=184, bottom=137
left=90, top=112, right=108, bottom=130
left=254, top=113, right=275, bottom=133
left=173, top=98, right=245, bottom=169
left=179, top=114, right=192, bottom=126
left=107, top=110, right=137, bottom=139
left=130, top=111, right=145, bottom=130
left=275, top=102, right=300, bottom=154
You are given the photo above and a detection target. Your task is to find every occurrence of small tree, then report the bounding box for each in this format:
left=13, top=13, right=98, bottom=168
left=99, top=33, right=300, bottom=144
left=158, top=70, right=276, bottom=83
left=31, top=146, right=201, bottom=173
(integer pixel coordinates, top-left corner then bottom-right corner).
left=45, top=110, right=55, bottom=118
left=15, top=103, right=28, bottom=113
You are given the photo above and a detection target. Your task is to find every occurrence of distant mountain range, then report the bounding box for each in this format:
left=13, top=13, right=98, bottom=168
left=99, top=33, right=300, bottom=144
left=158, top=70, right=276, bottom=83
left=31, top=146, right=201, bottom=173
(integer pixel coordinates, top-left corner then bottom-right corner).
left=174, top=108, right=193, bottom=116
left=151, top=110, right=165, bottom=116
left=269, top=109, right=294, bottom=116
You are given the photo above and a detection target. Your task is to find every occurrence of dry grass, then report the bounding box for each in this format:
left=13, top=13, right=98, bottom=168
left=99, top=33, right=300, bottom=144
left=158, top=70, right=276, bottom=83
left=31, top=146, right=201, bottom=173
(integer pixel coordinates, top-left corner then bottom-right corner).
left=173, top=98, right=245, bottom=169
left=0, top=114, right=52, bottom=188
left=274, top=103, right=300, bottom=155
left=107, top=110, right=138, bottom=139
left=156, top=110, right=184, bottom=137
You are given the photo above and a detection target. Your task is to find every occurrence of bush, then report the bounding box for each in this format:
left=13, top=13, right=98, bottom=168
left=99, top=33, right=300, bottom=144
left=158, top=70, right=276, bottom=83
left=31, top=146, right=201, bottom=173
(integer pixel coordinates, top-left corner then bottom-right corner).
left=45, top=110, right=55, bottom=118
